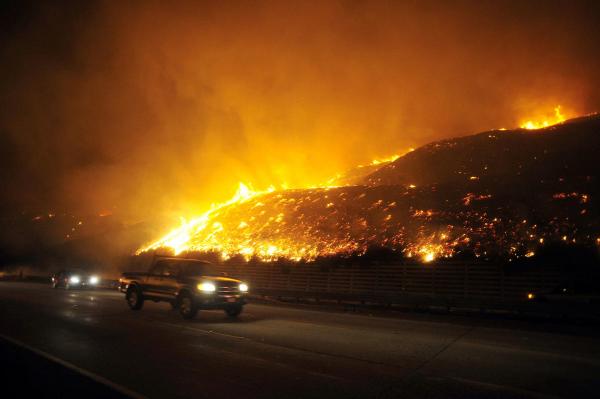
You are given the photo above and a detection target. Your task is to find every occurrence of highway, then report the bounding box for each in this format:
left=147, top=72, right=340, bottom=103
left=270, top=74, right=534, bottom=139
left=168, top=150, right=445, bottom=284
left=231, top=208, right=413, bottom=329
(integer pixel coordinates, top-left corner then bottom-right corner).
left=1, top=282, right=599, bottom=398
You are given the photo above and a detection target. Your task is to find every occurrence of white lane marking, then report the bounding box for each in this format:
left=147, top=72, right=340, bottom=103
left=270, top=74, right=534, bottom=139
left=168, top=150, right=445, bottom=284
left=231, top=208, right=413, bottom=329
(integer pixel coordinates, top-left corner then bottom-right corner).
left=412, top=324, right=476, bottom=373
left=0, top=333, right=147, bottom=399
left=157, top=321, right=248, bottom=340
left=155, top=320, right=411, bottom=371
left=447, top=376, right=562, bottom=399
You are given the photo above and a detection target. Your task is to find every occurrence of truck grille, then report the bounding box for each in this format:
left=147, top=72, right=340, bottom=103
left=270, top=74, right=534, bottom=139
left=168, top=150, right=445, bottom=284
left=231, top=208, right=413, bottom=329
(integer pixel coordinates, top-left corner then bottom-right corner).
left=218, top=284, right=240, bottom=296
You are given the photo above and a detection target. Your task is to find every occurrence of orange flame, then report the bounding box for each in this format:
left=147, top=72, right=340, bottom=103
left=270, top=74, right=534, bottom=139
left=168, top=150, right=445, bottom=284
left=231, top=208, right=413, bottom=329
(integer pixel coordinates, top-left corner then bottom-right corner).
left=137, top=182, right=272, bottom=255
left=520, top=105, right=566, bottom=130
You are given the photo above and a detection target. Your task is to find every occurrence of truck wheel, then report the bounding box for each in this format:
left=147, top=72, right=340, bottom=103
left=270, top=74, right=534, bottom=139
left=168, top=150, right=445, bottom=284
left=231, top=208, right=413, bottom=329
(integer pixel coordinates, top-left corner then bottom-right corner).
left=179, top=292, right=198, bottom=319
left=170, top=299, right=179, bottom=310
left=224, top=304, right=243, bottom=317
left=126, top=286, right=144, bottom=310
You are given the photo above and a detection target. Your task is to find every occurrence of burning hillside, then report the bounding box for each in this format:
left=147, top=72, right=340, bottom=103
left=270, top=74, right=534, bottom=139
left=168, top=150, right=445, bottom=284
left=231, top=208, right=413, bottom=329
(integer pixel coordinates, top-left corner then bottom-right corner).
left=140, top=114, right=600, bottom=263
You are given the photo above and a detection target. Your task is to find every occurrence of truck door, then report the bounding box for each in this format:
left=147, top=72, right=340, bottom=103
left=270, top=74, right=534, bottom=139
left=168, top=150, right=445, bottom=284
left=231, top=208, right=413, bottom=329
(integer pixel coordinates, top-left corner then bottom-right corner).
left=146, top=261, right=169, bottom=296
left=159, top=261, right=181, bottom=298
left=150, top=261, right=179, bottom=298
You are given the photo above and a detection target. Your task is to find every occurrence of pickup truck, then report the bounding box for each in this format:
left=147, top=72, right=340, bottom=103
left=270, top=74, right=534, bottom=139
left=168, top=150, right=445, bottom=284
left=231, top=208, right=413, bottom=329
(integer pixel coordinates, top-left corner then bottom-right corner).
left=119, top=257, right=248, bottom=319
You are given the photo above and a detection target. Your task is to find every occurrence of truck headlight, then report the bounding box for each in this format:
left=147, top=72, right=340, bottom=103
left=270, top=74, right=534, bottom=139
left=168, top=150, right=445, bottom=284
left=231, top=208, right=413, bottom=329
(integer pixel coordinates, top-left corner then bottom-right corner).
left=70, top=276, right=80, bottom=284
left=239, top=283, right=248, bottom=292
left=198, top=282, right=216, bottom=292
left=89, top=276, right=99, bottom=285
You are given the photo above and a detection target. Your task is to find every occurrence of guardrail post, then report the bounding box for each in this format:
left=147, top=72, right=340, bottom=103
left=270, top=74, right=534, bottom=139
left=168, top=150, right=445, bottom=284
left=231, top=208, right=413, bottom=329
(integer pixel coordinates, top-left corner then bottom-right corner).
left=432, top=263, right=436, bottom=296
left=464, top=263, right=469, bottom=299
left=375, top=264, right=381, bottom=295
left=501, top=266, right=505, bottom=301
left=401, top=263, right=405, bottom=293
left=268, top=264, right=273, bottom=289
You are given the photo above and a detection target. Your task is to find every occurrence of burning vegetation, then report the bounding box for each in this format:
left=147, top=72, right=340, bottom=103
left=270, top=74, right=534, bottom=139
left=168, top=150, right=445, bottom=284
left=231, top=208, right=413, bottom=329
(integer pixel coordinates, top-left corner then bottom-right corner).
left=520, top=105, right=567, bottom=130
left=139, top=114, right=600, bottom=264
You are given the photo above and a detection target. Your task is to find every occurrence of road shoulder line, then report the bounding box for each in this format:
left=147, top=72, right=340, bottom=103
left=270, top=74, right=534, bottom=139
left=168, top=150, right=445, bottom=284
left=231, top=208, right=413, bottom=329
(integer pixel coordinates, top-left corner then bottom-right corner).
left=0, top=333, right=147, bottom=399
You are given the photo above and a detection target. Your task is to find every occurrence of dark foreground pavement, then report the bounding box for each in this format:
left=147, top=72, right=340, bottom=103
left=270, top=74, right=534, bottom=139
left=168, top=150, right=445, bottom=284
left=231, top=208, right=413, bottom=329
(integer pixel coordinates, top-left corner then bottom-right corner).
left=1, top=282, right=599, bottom=398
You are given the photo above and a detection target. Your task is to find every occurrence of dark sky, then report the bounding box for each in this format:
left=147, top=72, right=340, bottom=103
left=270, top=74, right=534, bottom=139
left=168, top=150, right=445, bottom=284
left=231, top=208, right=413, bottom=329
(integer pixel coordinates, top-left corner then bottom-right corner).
left=1, top=0, right=599, bottom=224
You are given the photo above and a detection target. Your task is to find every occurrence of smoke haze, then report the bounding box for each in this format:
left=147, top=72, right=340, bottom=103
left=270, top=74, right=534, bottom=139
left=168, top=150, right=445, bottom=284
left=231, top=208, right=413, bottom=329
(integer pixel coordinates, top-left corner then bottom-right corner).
left=1, top=0, right=599, bottom=231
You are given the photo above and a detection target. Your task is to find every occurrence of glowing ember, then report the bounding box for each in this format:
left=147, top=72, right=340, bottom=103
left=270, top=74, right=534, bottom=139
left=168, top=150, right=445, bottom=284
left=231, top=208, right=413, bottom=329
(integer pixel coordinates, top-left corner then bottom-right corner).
left=423, top=251, right=435, bottom=263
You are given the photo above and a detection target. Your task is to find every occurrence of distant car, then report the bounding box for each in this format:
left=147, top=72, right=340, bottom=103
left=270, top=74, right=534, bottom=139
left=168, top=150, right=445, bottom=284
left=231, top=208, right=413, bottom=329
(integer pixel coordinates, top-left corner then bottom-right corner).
left=527, top=281, right=600, bottom=304
left=119, top=257, right=249, bottom=319
left=51, top=269, right=100, bottom=289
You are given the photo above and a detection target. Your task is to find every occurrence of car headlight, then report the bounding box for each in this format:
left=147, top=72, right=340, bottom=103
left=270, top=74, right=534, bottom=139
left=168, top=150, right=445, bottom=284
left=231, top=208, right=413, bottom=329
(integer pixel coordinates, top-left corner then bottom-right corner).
left=198, top=282, right=216, bottom=292
left=70, top=276, right=80, bottom=284
left=527, top=292, right=535, bottom=300
left=89, top=276, right=99, bottom=285
left=239, top=283, right=249, bottom=292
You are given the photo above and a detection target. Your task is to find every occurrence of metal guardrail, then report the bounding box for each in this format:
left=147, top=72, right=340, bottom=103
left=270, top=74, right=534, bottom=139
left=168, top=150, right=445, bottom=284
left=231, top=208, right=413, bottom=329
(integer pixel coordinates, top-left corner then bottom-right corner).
left=215, top=262, right=600, bottom=322
left=216, top=262, right=562, bottom=303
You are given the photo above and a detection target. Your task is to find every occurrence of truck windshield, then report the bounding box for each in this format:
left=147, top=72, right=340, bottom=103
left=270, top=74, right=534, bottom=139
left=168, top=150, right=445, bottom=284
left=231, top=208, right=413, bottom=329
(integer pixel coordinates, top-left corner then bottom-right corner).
left=180, top=262, right=222, bottom=277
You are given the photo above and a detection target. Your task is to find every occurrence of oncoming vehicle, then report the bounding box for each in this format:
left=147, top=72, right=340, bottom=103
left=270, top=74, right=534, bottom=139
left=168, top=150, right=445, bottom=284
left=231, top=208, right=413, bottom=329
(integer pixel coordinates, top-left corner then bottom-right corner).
left=52, top=269, right=100, bottom=289
left=119, top=257, right=249, bottom=319
left=526, top=281, right=600, bottom=304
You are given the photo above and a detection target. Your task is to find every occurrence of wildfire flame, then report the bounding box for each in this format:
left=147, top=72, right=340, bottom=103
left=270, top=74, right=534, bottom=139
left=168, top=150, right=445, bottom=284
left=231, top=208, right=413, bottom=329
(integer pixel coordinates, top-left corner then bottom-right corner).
left=520, top=105, right=566, bottom=130
left=355, top=149, right=415, bottom=169
left=138, top=182, right=273, bottom=255
left=138, top=174, right=465, bottom=263
left=370, top=154, right=401, bottom=165
left=139, top=151, right=414, bottom=260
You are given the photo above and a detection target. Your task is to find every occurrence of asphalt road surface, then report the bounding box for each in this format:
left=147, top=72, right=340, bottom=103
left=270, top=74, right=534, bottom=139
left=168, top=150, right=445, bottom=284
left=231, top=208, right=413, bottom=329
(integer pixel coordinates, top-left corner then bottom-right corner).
left=1, top=282, right=599, bottom=399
